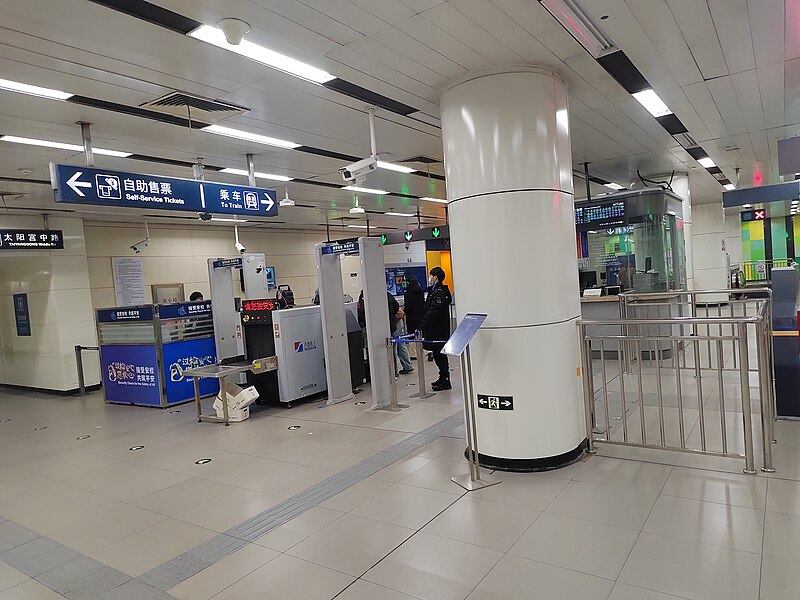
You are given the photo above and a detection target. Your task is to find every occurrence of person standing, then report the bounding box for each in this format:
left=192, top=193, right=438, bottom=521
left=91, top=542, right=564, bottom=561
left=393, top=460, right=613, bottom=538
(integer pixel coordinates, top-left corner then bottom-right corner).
left=422, top=267, right=452, bottom=390
left=403, top=276, right=425, bottom=360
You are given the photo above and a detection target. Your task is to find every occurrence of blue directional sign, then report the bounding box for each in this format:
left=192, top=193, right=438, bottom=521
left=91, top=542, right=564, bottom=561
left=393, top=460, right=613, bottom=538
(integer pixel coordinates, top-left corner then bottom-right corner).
left=51, top=164, right=278, bottom=218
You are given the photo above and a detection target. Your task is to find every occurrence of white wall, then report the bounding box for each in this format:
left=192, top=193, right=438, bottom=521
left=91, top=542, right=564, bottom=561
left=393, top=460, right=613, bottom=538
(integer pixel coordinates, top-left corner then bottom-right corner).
left=691, top=203, right=728, bottom=293
left=723, top=211, right=742, bottom=266
left=0, top=216, right=100, bottom=392
left=85, top=223, right=343, bottom=308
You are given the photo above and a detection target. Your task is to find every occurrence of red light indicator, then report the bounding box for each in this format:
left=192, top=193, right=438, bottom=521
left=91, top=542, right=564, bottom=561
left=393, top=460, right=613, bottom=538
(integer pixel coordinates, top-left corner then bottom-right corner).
left=754, top=210, right=766, bottom=220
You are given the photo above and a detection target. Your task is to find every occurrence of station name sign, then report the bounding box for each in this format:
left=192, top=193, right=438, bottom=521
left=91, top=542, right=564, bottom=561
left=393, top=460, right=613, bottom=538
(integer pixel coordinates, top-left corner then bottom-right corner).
left=0, top=229, right=64, bottom=250
left=51, top=164, right=278, bottom=218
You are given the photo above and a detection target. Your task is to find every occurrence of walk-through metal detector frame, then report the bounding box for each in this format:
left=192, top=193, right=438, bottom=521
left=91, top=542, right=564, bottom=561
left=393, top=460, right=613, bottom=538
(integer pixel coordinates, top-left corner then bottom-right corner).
left=316, top=237, right=392, bottom=409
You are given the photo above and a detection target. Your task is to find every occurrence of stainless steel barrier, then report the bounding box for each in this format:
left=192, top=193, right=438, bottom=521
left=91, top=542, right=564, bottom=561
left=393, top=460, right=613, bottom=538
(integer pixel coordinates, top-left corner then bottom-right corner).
left=74, top=345, right=99, bottom=395
left=580, top=290, right=775, bottom=474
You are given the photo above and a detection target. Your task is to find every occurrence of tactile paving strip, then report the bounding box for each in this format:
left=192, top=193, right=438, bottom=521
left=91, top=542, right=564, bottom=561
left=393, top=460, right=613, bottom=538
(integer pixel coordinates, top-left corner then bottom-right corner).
left=140, top=412, right=463, bottom=590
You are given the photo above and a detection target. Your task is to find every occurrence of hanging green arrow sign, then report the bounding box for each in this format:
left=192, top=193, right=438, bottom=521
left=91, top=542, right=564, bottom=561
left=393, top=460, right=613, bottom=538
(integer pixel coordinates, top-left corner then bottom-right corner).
left=381, top=234, right=387, bottom=245
left=432, top=227, right=441, bottom=238
left=404, top=231, right=413, bottom=241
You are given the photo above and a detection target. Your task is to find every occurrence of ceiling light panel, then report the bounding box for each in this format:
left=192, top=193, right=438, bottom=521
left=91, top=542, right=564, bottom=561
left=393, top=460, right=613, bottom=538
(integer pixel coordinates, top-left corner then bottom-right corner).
left=723, top=184, right=736, bottom=191
left=342, top=185, right=388, bottom=195
left=377, top=161, right=416, bottom=173
left=220, top=167, right=293, bottom=182
left=385, top=212, right=414, bottom=217
left=420, top=197, right=448, bottom=203
left=632, top=89, right=672, bottom=117
left=203, top=124, right=299, bottom=149
left=188, top=25, right=335, bottom=85
left=538, top=0, right=616, bottom=58
left=0, top=78, right=73, bottom=100
left=697, top=157, right=716, bottom=168
left=0, top=135, right=131, bottom=157
left=604, top=183, right=624, bottom=190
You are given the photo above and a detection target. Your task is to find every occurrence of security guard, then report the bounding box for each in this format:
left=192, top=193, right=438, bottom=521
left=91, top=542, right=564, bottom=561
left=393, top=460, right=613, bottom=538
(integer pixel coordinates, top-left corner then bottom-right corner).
left=422, top=267, right=453, bottom=390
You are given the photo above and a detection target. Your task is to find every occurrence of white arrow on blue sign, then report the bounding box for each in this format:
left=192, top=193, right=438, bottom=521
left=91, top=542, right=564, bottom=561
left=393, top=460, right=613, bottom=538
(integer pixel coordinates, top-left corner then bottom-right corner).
left=51, top=163, right=278, bottom=218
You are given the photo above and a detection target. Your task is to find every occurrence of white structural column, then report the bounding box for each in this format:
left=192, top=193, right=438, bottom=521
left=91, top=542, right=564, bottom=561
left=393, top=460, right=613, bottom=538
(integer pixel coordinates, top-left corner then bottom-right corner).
left=440, top=67, right=585, bottom=470
left=672, top=174, right=693, bottom=291
left=692, top=202, right=729, bottom=299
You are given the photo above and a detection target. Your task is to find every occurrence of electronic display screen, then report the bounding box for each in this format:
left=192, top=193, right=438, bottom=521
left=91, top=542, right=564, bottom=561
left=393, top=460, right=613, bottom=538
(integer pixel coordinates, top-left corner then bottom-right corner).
left=740, top=209, right=766, bottom=222
left=241, top=299, right=276, bottom=313
left=575, top=201, right=625, bottom=225
left=265, top=266, right=276, bottom=290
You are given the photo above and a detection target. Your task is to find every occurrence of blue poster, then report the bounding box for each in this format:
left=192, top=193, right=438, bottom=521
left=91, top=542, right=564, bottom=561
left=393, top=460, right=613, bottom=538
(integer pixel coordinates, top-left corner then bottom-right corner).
left=52, top=164, right=278, bottom=218
left=101, top=344, right=161, bottom=405
left=161, top=337, right=219, bottom=403
left=13, top=293, right=31, bottom=336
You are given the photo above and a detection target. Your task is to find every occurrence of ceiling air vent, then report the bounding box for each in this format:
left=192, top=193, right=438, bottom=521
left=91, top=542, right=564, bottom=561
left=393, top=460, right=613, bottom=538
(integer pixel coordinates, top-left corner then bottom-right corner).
left=140, top=92, right=248, bottom=123
left=401, top=155, right=442, bottom=165
left=673, top=132, right=698, bottom=150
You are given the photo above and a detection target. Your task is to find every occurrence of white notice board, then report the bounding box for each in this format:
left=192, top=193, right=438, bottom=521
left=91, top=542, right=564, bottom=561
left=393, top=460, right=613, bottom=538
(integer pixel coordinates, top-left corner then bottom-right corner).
left=112, top=257, right=146, bottom=306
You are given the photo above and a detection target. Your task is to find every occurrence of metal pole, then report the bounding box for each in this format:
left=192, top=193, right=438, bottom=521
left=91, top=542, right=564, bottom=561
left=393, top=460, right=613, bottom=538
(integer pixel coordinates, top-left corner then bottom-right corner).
left=757, top=320, right=775, bottom=472
left=409, top=334, right=434, bottom=399
left=459, top=352, right=477, bottom=481
left=465, top=346, right=480, bottom=479
left=75, top=346, right=85, bottom=395
left=367, top=106, right=377, bottom=158
left=579, top=325, right=596, bottom=453
left=78, top=122, right=94, bottom=167
left=738, top=323, right=757, bottom=474
left=246, top=153, right=256, bottom=187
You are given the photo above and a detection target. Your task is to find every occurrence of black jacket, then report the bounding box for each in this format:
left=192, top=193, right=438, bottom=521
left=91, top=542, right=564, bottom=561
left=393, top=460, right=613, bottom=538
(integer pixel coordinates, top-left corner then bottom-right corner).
left=404, top=279, right=425, bottom=333
left=422, top=283, right=452, bottom=349
left=357, top=291, right=400, bottom=333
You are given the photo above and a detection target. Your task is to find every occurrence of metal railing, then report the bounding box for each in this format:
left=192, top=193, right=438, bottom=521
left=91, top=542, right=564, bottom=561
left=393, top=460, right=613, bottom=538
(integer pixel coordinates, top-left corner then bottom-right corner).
left=580, top=289, right=775, bottom=474
left=735, top=259, right=794, bottom=286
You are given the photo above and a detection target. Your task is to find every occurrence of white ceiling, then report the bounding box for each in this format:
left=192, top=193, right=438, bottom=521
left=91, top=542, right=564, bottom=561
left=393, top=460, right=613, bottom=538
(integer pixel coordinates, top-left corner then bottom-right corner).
left=0, top=0, right=797, bottom=231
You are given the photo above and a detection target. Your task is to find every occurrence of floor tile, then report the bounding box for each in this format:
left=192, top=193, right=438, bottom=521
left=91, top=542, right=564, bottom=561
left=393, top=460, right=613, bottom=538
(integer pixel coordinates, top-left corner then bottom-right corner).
left=210, top=553, right=353, bottom=600
left=0, top=563, right=27, bottom=594
left=759, top=555, right=800, bottom=600
left=423, top=495, right=538, bottom=552
left=619, top=532, right=761, bottom=600
left=132, top=478, right=230, bottom=517
left=510, top=512, right=638, bottom=579
left=371, top=455, right=434, bottom=482
left=468, top=471, right=569, bottom=511
left=466, top=554, right=614, bottom=600
left=574, top=456, right=672, bottom=491
left=334, top=580, right=418, bottom=600
left=169, top=544, right=279, bottom=600
left=364, top=532, right=502, bottom=600
left=763, top=510, right=800, bottom=560
left=398, top=458, right=471, bottom=494
left=351, top=483, right=460, bottom=530
left=766, top=477, right=800, bottom=516
left=547, top=480, right=656, bottom=530
left=320, top=477, right=394, bottom=512
left=94, top=468, right=190, bottom=502
left=643, top=495, right=765, bottom=553
left=253, top=506, right=344, bottom=552
left=288, top=513, right=414, bottom=576
left=608, top=582, right=688, bottom=599
left=0, top=579, right=65, bottom=599
left=661, top=466, right=767, bottom=509
left=96, top=579, right=173, bottom=599
left=95, top=519, right=217, bottom=576
left=175, top=488, right=284, bottom=533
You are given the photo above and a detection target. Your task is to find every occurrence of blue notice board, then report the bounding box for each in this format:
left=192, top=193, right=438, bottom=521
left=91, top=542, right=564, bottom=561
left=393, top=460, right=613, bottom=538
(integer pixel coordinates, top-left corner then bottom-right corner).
left=52, top=164, right=278, bottom=218
left=101, top=344, right=161, bottom=405
left=162, top=337, right=219, bottom=403
left=13, top=293, right=31, bottom=336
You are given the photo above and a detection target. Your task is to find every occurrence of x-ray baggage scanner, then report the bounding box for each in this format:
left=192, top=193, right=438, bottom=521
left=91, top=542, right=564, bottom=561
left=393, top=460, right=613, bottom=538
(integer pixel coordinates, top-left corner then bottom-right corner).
left=316, top=237, right=391, bottom=409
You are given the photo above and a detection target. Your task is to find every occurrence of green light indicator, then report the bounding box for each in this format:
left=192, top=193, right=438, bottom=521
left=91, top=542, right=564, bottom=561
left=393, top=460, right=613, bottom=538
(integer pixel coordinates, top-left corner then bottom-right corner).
left=404, top=231, right=413, bottom=242
left=401, top=186, right=409, bottom=195
left=432, top=227, right=441, bottom=238
left=380, top=234, right=387, bottom=245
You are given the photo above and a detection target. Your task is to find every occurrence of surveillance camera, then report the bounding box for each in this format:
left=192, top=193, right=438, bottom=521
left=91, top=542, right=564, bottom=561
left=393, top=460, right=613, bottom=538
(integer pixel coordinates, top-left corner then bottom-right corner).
left=130, top=239, right=150, bottom=254
left=234, top=241, right=246, bottom=254
left=339, top=156, right=377, bottom=184
left=198, top=212, right=212, bottom=221
left=216, top=18, right=250, bottom=45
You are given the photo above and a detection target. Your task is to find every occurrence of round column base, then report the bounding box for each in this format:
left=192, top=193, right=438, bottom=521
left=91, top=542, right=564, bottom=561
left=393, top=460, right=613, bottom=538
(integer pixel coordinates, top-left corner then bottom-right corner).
left=466, top=439, right=587, bottom=473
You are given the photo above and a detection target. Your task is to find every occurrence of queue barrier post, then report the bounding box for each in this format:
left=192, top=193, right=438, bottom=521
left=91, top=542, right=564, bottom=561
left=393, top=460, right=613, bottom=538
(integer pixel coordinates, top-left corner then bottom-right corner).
left=409, top=331, right=435, bottom=400
left=377, top=337, right=408, bottom=412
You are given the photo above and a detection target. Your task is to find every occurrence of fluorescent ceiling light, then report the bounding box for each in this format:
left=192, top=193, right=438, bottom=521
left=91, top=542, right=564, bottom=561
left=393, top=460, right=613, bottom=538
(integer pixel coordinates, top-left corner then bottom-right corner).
left=0, top=135, right=131, bottom=157
left=349, top=206, right=365, bottom=214
left=209, top=217, right=249, bottom=223
left=723, top=183, right=736, bottom=191
left=220, top=167, right=293, bottom=182
left=420, top=197, right=447, bottom=204
left=203, top=124, right=299, bottom=149
left=347, top=224, right=369, bottom=228
left=188, top=25, right=335, bottom=85
left=743, top=204, right=753, bottom=209
left=343, top=185, right=388, bottom=195
left=0, top=78, right=73, bottom=100
left=604, top=183, right=624, bottom=190
left=385, top=211, right=414, bottom=217
left=539, top=0, right=616, bottom=58
left=632, top=89, right=672, bottom=117
left=697, top=157, right=716, bottom=169
left=377, top=161, right=416, bottom=174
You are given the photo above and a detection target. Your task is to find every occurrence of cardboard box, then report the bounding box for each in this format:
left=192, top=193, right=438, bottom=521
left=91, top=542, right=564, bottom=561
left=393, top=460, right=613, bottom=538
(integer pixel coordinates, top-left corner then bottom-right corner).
left=212, top=382, right=259, bottom=422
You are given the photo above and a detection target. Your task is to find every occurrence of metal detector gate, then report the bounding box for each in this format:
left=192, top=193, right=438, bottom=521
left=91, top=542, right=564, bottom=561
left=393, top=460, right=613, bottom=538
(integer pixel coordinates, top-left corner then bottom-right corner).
left=316, top=237, right=392, bottom=409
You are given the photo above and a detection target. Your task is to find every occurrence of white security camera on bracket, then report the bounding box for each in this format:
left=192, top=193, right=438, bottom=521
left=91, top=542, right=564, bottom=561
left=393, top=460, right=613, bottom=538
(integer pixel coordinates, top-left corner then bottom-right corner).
left=339, top=106, right=379, bottom=185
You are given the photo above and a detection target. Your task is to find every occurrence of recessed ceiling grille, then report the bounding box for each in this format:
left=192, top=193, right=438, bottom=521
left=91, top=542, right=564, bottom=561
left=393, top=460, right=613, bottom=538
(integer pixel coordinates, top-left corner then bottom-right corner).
left=141, top=92, right=248, bottom=123
left=673, top=132, right=698, bottom=150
